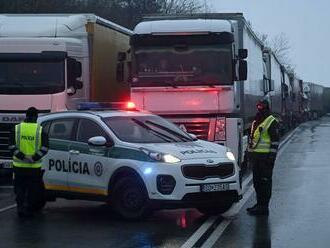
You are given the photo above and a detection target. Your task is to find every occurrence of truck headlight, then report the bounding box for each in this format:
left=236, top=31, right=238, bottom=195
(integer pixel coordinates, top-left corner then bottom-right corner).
left=226, top=151, right=236, bottom=161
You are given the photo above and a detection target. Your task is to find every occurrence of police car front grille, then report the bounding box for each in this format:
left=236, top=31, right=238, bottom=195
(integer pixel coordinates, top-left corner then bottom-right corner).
left=175, top=121, right=210, bottom=140
left=0, top=123, right=16, bottom=159
left=182, top=163, right=234, bottom=180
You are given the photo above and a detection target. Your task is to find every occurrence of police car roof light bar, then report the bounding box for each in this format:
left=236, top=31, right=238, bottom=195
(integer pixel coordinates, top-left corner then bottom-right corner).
left=78, top=102, right=137, bottom=111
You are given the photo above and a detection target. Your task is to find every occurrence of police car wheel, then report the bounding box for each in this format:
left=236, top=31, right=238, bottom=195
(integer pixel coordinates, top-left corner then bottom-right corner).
left=113, top=177, right=150, bottom=220
left=197, top=201, right=233, bottom=216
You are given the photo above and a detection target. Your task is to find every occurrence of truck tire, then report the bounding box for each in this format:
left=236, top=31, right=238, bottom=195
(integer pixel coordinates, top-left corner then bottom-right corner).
left=112, top=176, right=150, bottom=220
left=197, top=201, right=234, bottom=216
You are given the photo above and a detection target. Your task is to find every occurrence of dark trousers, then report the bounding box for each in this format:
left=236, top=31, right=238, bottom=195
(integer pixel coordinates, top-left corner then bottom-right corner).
left=251, top=154, right=275, bottom=207
left=14, top=167, right=43, bottom=214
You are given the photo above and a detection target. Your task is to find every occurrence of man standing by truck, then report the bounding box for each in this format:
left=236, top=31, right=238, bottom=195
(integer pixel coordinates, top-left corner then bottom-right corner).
left=9, top=107, right=49, bottom=217
left=247, top=100, right=279, bottom=216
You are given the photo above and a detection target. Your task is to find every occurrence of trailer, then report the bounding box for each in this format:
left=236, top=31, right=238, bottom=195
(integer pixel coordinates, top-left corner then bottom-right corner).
left=130, top=13, right=269, bottom=168
left=289, top=75, right=304, bottom=125
left=0, top=14, right=133, bottom=173
left=309, top=82, right=325, bottom=118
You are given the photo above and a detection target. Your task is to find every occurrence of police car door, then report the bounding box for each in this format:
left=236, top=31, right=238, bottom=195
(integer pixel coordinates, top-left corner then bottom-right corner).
left=67, top=118, right=110, bottom=196
left=41, top=118, right=76, bottom=192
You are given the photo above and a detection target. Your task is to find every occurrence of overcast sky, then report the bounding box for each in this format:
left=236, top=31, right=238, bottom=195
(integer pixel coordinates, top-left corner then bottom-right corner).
left=208, top=0, right=329, bottom=86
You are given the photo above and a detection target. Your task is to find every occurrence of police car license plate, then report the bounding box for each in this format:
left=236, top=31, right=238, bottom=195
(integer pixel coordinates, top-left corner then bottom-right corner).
left=201, top=183, right=229, bottom=193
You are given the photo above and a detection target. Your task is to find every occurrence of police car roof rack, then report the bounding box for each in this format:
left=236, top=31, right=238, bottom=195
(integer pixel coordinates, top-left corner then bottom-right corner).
left=77, top=102, right=137, bottom=111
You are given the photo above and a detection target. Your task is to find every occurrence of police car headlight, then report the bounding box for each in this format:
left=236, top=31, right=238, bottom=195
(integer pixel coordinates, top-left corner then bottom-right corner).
left=226, top=151, right=236, bottom=161
left=141, top=148, right=180, bottom=163
left=163, top=154, right=181, bottom=164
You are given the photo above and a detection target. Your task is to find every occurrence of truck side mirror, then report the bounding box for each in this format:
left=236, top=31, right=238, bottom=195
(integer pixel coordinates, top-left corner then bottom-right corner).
left=74, top=61, right=82, bottom=78
left=269, top=80, right=275, bottom=91
left=67, top=58, right=83, bottom=95
left=239, top=60, right=248, bottom=81
left=75, top=80, right=83, bottom=89
left=239, top=49, right=248, bottom=59
left=117, top=52, right=127, bottom=62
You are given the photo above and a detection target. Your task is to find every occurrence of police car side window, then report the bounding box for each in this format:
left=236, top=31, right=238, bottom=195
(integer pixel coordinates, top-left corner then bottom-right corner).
left=49, top=119, right=76, bottom=141
left=41, top=121, right=51, bottom=134
left=77, top=119, right=107, bottom=143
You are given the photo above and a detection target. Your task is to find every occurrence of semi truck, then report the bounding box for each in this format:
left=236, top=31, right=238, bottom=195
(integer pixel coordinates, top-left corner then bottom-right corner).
left=0, top=14, right=133, bottom=173
left=130, top=13, right=268, bottom=168
left=308, top=82, right=325, bottom=118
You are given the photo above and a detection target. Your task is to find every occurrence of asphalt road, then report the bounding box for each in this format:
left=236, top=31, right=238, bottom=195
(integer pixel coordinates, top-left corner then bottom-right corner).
left=1, top=116, right=330, bottom=248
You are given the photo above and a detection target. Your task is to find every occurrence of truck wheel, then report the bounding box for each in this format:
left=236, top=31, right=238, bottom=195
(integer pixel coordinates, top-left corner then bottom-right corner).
left=112, top=176, right=150, bottom=220
left=197, top=201, right=234, bottom=216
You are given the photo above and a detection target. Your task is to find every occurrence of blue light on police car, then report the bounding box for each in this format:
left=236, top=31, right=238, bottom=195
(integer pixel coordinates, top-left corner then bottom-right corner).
left=78, top=102, right=102, bottom=110
left=77, top=102, right=137, bottom=111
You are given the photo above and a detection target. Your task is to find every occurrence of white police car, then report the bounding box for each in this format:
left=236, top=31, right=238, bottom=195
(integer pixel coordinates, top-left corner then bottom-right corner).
left=39, top=102, right=242, bottom=220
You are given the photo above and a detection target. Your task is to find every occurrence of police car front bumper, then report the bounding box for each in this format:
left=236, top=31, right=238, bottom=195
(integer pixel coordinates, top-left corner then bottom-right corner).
left=139, top=158, right=242, bottom=206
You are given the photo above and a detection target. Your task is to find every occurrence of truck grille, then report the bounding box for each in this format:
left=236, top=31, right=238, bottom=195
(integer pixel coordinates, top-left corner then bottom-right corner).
left=0, top=123, right=16, bottom=159
left=182, top=163, right=234, bottom=180
left=175, top=121, right=210, bottom=140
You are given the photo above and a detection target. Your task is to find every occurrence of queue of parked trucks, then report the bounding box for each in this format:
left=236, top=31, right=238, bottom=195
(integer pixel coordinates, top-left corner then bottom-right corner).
left=0, top=13, right=328, bottom=177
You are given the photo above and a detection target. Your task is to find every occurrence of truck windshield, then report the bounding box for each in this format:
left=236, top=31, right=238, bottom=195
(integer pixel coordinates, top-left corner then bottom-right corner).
left=133, top=45, right=233, bottom=86
left=104, top=115, right=194, bottom=143
left=0, top=60, right=65, bottom=95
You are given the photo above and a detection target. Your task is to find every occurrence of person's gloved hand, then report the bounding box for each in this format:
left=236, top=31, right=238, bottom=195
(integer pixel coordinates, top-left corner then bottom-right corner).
left=23, top=156, right=34, bottom=163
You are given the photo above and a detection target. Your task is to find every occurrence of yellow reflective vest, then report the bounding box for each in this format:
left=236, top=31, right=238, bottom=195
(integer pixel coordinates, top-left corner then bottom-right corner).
left=13, top=122, right=42, bottom=168
left=250, top=115, right=277, bottom=153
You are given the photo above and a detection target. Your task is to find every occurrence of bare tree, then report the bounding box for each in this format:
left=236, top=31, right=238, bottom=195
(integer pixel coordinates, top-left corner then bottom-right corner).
left=270, top=33, right=294, bottom=69
left=159, top=0, right=207, bottom=14
left=0, top=0, right=209, bottom=28
left=256, top=31, right=295, bottom=74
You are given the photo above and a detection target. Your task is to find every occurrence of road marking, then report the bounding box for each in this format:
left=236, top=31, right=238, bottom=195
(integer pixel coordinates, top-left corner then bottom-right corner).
left=182, top=126, right=299, bottom=248
left=180, top=175, right=253, bottom=248
left=181, top=216, right=218, bottom=248
left=202, top=186, right=255, bottom=248
left=0, top=186, right=14, bottom=189
left=0, top=204, right=17, bottom=213
left=199, top=126, right=301, bottom=247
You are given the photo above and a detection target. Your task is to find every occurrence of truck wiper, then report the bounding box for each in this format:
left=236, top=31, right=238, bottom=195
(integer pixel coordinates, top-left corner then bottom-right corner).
left=131, top=118, right=176, bottom=143
left=145, top=120, right=194, bottom=142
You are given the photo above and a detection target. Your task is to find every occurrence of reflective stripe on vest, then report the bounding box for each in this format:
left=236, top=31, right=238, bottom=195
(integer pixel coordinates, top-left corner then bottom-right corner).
left=251, top=115, right=277, bottom=153
left=13, top=123, right=42, bottom=168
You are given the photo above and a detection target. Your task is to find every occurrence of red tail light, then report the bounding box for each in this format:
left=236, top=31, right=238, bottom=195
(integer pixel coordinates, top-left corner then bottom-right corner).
left=214, top=118, right=226, bottom=141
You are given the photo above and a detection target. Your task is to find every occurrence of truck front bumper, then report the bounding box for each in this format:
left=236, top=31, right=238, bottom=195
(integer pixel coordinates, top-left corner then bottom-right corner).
left=0, top=160, right=13, bottom=182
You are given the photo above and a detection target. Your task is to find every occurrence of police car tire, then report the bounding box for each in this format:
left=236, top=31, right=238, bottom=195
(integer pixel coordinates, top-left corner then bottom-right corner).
left=112, top=176, right=150, bottom=220
left=197, top=201, right=233, bottom=215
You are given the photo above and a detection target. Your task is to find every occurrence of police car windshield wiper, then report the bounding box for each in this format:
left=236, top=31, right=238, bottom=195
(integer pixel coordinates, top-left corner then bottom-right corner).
left=145, top=120, right=193, bottom=142
left=131, top=118, right=175, bottom=143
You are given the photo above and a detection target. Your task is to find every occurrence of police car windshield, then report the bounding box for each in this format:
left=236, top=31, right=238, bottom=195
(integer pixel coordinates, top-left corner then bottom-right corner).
left=103, top=115, right=194, bottom=143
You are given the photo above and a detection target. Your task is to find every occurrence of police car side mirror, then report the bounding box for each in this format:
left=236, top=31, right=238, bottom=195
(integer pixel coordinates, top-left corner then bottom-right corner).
left=88, top=136, right=107, bottom=147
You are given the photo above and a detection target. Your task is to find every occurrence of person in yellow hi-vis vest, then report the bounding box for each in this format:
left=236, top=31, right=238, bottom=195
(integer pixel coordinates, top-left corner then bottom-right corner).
left=9, top=107, right=49, bottom=217
left=246, top=100, right=279, bottom=216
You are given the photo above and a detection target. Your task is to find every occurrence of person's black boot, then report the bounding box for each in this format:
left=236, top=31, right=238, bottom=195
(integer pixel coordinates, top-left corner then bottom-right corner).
left=247, top=205, right=269, bottom=216
left=246, top=204, right=258, bottom=212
